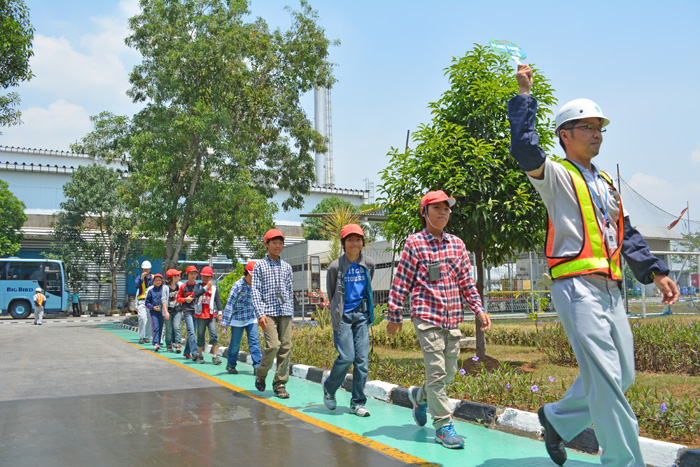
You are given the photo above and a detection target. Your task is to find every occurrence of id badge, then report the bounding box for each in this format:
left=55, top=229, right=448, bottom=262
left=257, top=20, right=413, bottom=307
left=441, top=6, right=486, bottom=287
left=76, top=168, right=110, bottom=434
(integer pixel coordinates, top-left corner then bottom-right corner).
left=428, top=262, right=442, bottom=282
left=276, top=292, right=286, bottom=305
left=604, top=224, right=617, bottom=251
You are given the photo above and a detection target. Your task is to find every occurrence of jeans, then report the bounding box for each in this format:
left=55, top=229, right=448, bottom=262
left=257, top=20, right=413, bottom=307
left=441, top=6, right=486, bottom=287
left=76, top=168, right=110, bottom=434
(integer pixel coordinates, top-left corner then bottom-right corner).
left=183, top=313, right=199, bottom=357
left=164, top=310, right=182, bottom=348
left=137, top=300, right=153, bottom=340
left=150, top=310, right=164, bottom=345
left=195, top=317, right=218, bottom=348
left=324, top=309, right=370, bottom=407
left=227, top=323, right=261, bottom=369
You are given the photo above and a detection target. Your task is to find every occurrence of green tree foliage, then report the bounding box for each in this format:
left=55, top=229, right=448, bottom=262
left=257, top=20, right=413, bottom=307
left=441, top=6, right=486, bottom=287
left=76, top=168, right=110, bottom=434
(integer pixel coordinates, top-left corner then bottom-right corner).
left=0, top=179, right=26, bottom=256
left=0, top=0, right=34, bottom=130
left=53, top=165, right=135, bottom=310
left=378, top=44, right=557, bottom=358
left=93, top=0, right=337, bottom=269
left=303, top=196, right=358, bottom=240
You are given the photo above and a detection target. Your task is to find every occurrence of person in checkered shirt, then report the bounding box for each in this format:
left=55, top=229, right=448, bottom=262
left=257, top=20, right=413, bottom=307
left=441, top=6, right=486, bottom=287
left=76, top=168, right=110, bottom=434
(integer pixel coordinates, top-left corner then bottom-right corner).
left=387, top=190, right=491, bottom=449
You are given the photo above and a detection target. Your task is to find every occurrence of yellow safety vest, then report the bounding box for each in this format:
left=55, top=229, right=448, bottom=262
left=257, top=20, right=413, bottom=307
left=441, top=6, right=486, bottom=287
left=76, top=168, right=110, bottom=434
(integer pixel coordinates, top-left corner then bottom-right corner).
left=137, top=278, right=148, bottom=300
left=546, top=160, right=624, bottom=280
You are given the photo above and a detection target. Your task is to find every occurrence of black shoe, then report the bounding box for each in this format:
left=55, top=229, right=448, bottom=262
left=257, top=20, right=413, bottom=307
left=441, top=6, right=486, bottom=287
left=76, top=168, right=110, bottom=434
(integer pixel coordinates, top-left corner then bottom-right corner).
left=226, top=365, right=238, bottom=374
left=254, top=373, right=266, bottom=392
left=538, top=407, right=567, bottom=466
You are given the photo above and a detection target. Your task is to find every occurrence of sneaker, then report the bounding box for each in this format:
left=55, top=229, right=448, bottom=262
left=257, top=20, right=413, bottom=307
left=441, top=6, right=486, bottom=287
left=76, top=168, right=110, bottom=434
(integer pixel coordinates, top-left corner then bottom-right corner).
left=197, top=356, right=205, bottom=364
left=175, top=345, right=182, bottom=354
left=183, top=353, right=191, bottom=359
left=435, top=422, right=464, bottom=449
left=166, top=346, right=173, bottom=352
left=350, top=405, right=371, bottom=417
left=212, top=356, right=221, bottom=365
left=254, top=371, right=266, bottom=392
left=408, top=386, right=428, bottom=426
left=226, top=365, right=238, bottom=374
left=323, top=385, right=336, bottom=410
left=192, top=354, right=199, bottom=362
left=154, top=344, right=160, bottom=352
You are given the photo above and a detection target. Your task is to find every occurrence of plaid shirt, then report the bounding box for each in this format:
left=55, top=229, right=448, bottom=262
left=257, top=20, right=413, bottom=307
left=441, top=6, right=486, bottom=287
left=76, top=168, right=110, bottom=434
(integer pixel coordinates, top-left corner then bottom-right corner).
left=387, top=229, right=484, bottom=329
left=252, top=255, right=294, bottom=318
left=221, top=277, right=254, bottom=326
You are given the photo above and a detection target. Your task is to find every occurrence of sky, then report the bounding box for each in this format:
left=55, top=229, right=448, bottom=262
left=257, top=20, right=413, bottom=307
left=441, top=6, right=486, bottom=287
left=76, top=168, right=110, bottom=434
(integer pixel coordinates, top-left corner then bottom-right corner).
left=2, top=0, right=700, bottom=224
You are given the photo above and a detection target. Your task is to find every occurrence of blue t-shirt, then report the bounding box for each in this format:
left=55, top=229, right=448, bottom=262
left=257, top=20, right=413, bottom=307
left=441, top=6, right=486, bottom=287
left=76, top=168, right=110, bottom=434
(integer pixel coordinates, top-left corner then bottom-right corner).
left=343, top=263, right=366, bottom=312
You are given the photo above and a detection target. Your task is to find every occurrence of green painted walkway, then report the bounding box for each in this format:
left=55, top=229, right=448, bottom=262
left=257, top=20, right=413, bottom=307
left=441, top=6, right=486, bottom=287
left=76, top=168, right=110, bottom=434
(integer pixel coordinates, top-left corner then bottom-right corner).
left=103, top=324, right=602, bottom=466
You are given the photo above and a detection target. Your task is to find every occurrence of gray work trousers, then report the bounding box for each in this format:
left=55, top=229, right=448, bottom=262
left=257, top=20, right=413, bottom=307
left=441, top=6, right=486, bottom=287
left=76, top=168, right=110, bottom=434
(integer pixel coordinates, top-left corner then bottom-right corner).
left=137, top=300, right=153, bottom=340
left=546, top=275, right=644, bottom=467
left=33, top=305, right=44, bottom=324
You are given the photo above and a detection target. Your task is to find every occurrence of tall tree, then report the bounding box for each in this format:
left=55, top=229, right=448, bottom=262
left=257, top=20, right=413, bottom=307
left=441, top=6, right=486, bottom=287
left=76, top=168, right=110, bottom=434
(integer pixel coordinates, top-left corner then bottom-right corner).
left=303, top=196, right=359, bottom=240
left=0, top=0, right=34, bottom=130
left=0, top=179, right=26, bottom=256
left=93, top=0, right=336, bottom=269
left=53, top=165, right=135, bottom=310
left=378, top=44, right=557, bottom=358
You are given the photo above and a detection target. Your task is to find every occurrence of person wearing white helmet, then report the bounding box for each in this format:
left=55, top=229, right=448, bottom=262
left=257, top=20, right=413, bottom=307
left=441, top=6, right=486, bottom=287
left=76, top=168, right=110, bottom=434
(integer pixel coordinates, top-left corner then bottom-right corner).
left=33, top=287, right=48, bottom=325
left=508, top=64, right=679, bottom=467
left=135, top=260, right=154, bottom=344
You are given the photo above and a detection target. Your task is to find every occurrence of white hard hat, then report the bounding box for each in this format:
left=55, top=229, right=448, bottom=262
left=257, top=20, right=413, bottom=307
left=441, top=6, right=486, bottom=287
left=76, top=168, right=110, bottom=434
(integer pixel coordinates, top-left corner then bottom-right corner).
left=554, top=98, right=610, bottom=134
left=141, top=260, right=152, bottom=269
left=35, top=287, right=41, bottom=292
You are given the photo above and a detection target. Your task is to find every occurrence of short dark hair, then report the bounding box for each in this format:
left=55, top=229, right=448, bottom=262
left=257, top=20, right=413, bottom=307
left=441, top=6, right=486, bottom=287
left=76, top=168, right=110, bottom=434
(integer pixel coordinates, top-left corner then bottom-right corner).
left=420, top=206, right=427, bottom=228
left=265, top=236, right=284, bottom=245
left=341, top=234, right=365, bottom=251
left=558, top=119, right=580, bottom=151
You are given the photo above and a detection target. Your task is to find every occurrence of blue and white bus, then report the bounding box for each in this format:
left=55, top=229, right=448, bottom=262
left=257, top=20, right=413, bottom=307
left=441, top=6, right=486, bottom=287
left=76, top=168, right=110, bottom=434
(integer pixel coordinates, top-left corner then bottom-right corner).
left=0, top=258, right=70, bottom=319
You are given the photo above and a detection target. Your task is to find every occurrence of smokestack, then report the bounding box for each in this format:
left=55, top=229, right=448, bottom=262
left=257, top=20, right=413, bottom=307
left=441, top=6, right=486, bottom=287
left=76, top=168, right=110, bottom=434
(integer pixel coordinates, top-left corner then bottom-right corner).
left=314, top=87, right=327, bottom=186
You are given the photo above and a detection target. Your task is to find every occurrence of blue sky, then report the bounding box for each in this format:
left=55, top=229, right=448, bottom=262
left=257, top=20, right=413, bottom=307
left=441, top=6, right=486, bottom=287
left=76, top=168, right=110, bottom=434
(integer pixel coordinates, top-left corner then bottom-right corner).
left=3, top=0, right=699, bottom=223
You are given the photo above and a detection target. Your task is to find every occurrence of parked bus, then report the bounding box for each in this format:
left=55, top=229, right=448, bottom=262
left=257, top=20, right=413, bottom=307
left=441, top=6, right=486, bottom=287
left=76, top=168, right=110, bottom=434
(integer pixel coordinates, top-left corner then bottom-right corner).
left=0, top=258, right=70, bottom=319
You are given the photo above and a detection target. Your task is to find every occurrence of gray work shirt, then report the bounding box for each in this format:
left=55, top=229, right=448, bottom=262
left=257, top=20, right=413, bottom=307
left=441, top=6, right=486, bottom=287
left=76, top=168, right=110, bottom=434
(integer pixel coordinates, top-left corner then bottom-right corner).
left=528, top=158, right=627, bottom=258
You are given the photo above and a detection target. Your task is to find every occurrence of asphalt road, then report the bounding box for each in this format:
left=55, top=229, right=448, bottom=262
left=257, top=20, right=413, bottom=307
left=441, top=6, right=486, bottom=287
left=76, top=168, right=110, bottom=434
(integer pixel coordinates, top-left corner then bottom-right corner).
left=0, top=318, right=408, bottom=467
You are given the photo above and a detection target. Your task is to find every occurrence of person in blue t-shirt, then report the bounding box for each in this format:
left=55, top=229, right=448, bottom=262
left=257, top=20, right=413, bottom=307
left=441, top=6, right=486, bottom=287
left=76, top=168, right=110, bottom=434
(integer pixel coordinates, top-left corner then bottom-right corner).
left=322, top=224, right=375, bottom=417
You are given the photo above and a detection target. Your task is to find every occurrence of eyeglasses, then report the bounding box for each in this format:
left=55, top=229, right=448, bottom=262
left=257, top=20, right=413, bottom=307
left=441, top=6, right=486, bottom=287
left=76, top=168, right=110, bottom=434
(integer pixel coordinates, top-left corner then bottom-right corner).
left=568, top=124, right=606, bottom=134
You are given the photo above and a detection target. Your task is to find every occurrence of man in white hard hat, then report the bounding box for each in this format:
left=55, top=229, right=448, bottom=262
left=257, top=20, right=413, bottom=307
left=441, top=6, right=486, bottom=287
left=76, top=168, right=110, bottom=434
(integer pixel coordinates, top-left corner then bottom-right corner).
left=33, top=287, right=47, bottom=325
left=508, top=65, right=679, bottom=466
left=135, top=260, right=154, bottom=344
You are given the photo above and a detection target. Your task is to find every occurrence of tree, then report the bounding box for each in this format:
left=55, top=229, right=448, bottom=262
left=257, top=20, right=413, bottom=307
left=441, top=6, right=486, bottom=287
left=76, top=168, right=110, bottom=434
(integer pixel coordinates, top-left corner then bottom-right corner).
left=0, top=0, right=34, bottom=130
left=53, top=165, right=135, bottom=310
left=303, top=196, right=359, bottom=240
left=83, top=0, right=335, bottom=270
left=319, top=205, right=361, bottom=262
left=378, top=44, right=557, bottom=358
left=0, top=179, right=26, bottom=256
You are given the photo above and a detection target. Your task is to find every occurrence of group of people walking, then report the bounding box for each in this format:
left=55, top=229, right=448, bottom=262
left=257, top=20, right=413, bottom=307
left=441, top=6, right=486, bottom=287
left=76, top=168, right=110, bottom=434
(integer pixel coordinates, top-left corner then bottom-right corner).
left=129, top=67, right=680, bottom=464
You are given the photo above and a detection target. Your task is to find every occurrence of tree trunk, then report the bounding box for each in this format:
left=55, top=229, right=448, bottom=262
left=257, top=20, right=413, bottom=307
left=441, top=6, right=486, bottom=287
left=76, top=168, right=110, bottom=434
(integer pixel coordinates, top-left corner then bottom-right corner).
left=474, top=249, right=487, bottom=359
left=110, top=266, right=118, bottom=311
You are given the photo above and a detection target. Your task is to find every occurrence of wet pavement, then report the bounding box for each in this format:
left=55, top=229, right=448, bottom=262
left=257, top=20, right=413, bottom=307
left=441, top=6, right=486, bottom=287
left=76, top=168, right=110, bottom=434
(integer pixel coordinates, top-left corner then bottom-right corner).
left=0, top=319, right=602, bottom=466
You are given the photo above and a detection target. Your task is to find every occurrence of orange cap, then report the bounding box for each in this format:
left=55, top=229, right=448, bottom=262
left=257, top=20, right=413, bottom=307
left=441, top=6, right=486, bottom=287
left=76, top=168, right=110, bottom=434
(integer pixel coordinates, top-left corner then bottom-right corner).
left=420, top=190, right=456, bottom=210
left=340, top=223, right=364, bottom=240
left=264, top=228, right=285, bottom=242
left=166, top=268, right=181, bottom=278
left=185, top=265, right=198, bottom=274
left=152, top=273, right=163, bottom=281
left=245, top=261, right=256, bottom=273
left=201, top=266, right=214, bottom=276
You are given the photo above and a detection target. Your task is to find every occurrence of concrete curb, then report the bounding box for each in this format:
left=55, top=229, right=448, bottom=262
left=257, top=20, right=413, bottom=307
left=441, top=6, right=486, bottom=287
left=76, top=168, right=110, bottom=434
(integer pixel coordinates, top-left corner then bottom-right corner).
left=114, top=323, right=697, bottom=467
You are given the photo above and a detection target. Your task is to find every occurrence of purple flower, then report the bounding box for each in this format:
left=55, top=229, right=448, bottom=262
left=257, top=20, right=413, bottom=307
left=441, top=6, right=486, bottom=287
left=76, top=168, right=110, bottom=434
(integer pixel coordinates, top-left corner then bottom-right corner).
left=661, top=403, right=668, bottom=413
left=459, top=369, right=466, bottom=376
left=307, top=339, right=311, bottom=342
left=634, top=324, right=639, bottom=328
left=554, top=319, right=558, bottom=323
left=687, top=322, right=692, bottom=326
left=548, top=375, right=554, bottom=382
left=312, top=323, right=317, bottom=327
left=538, top=321, right=542, bottom=325
left=531, top=385, right=539, bottom=393
left=505, top=383, right=510, bottom=389
left=291, top=344, right=294, bottom=348
left=472, top=356, right=479, bottom=362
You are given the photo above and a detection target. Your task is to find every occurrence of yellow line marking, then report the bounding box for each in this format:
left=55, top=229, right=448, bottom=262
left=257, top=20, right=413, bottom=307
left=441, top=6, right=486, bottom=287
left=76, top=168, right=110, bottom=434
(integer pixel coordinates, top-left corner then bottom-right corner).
left=100, top=326, right=438, bottom=466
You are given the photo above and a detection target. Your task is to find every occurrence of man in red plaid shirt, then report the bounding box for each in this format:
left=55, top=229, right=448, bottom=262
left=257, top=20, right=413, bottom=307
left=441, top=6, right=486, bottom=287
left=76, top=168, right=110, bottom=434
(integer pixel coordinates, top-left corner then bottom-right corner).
left=387, top=190, right=491, bottom=449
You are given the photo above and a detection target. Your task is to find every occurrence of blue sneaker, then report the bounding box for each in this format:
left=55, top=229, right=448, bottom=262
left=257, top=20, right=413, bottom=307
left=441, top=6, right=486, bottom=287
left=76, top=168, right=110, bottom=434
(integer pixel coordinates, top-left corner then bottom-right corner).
left=435, top=422, right=464, bottom=449
left=408, top=386, right=428, bottom=426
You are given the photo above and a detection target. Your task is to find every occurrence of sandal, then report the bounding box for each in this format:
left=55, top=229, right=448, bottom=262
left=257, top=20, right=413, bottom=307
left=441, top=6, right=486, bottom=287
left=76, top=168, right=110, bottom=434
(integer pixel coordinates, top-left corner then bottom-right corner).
left=274, top=385, right=290, bottom=399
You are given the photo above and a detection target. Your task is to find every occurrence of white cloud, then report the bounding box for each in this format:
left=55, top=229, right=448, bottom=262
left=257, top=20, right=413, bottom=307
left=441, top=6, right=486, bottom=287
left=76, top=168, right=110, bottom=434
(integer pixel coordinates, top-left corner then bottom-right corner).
left=1, top=100, right=91, bottom=151
left=691, top=141, right=700, bottom=164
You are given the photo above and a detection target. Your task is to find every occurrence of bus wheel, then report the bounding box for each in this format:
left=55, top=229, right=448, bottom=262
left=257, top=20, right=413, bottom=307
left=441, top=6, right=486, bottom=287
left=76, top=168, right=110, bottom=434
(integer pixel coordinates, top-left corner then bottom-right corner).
left=9, top=300, right=32, bottom=319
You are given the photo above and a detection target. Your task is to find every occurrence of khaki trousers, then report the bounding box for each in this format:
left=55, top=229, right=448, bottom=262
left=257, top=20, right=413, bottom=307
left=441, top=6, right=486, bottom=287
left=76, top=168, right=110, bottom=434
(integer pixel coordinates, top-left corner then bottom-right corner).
left=413, top=317, right=462, bottom=429
left=256, top=316, right=293, bottom=391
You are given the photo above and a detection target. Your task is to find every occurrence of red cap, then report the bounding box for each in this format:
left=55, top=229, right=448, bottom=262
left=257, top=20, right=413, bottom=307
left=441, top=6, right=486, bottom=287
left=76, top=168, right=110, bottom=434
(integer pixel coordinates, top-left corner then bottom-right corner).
left=201, top=266, right=214, bottom=276
left=166, top=269, right=181, bottom=278
left=245, top=261, right=256, bottom=273
left=185, top=265, right=198, bottom=274
left=264, top=228, right=285, bottom=243
left=152, top=273, right=163, bottom=281
left=420, top=190, right=456, bottom=210
left=340, top=223, right=364, bottom=240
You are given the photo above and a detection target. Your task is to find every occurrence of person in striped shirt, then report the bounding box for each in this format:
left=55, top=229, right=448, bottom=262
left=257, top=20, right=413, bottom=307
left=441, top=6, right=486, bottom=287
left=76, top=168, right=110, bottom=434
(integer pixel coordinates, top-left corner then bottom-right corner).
left=387, top=190, right=491, bottom=449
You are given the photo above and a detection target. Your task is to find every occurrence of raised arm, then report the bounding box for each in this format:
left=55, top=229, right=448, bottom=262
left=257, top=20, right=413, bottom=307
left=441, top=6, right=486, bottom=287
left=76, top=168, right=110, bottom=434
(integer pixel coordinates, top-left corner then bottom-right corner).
left=508, top=64, right=546, bottom=180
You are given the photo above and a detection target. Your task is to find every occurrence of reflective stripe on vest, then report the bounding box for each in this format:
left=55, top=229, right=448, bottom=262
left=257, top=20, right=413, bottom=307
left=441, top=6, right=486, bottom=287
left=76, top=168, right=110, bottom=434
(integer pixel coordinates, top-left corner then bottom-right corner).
left=137, top=279, right=148, bottom=300
left=547, top=160, right=623, bottom=280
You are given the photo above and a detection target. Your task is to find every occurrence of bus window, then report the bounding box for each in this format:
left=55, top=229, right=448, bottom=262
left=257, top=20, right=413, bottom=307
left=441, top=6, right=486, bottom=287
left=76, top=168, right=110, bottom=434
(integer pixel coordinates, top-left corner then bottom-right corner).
left=7, top=262, right=43, bottom=281
left=0, top=262, right=5, bottom=280
left=43, top=262, right=62, bottom=296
